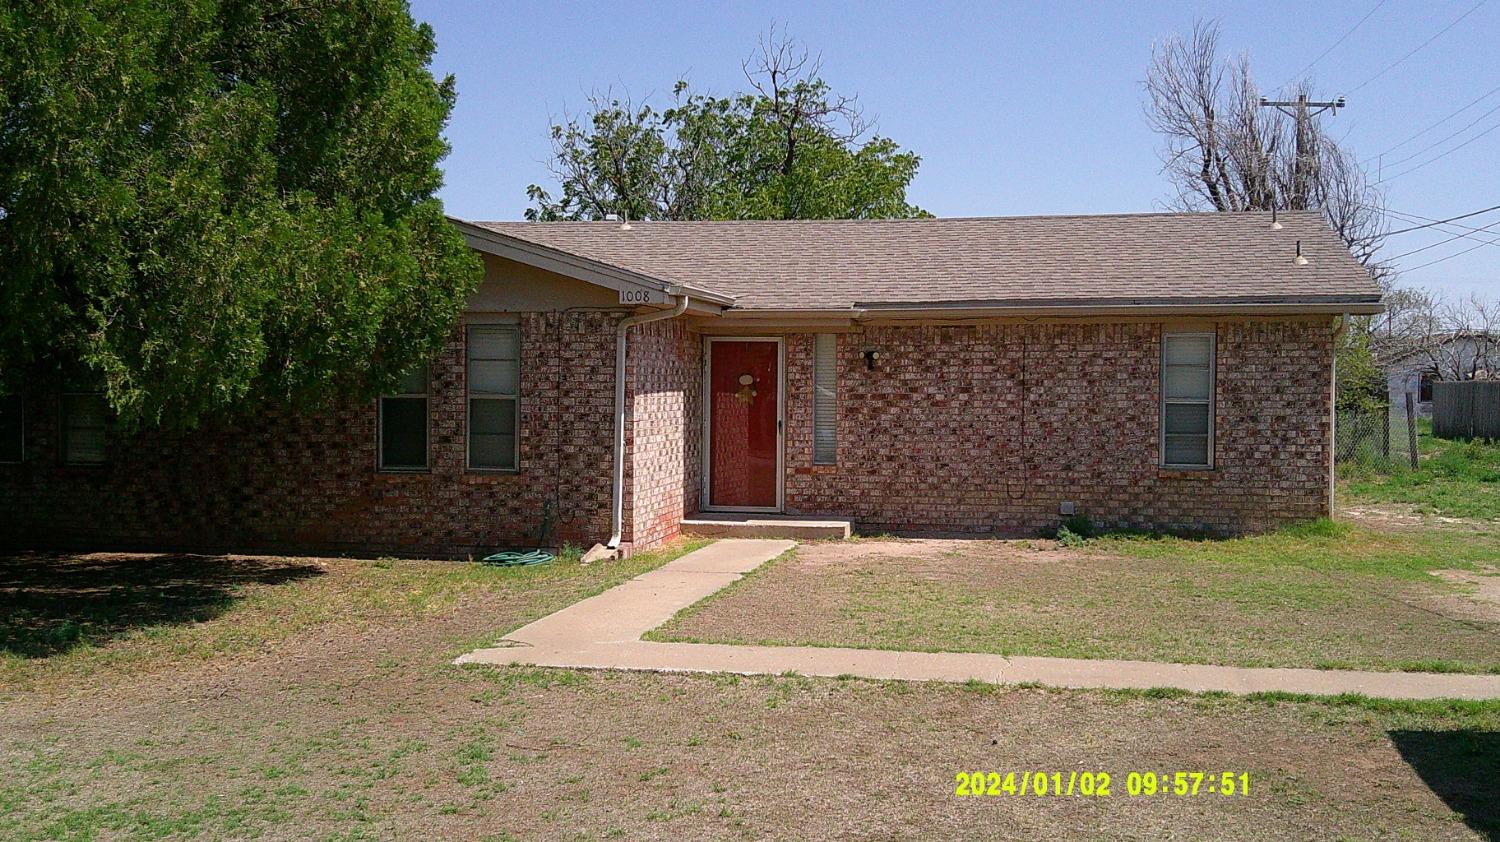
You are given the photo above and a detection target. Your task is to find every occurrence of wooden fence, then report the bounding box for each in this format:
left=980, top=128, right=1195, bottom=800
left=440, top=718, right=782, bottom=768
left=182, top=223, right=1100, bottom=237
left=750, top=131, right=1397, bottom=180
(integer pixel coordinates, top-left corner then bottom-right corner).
left=1432, top=381, right=1500, bottom=440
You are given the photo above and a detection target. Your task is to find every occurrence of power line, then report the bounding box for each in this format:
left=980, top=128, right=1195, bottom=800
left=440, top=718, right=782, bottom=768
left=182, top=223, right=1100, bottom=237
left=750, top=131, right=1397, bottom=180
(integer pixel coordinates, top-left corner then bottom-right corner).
left=1401, top=236, right=1500, bottom=272
left=1278, top=0, right=1389, bottom=91
left=1376, top=99, right=1500, bottom=170
left=1380, top=203, right=1500, bottom=236
left=1346, top=0, right=1489, bottom=95
left=1374, top=116, right=1500, bottom=183
left=1385, top=217, right=1500, bottom=261
left=1366, top=81, right=1500, bottom=161
left=1383, top=208, right=1500, bottom=249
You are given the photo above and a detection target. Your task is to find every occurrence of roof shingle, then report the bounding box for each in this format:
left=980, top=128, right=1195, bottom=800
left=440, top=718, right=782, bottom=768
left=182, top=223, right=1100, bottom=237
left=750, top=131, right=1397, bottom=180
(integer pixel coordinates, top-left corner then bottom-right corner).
left=465, top=211, right=1381, bottom=311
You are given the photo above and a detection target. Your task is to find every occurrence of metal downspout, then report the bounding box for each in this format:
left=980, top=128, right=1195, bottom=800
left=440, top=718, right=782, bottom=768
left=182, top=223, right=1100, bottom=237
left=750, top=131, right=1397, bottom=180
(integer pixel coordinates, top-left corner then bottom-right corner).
left=608, top=295, right=690, bottom=549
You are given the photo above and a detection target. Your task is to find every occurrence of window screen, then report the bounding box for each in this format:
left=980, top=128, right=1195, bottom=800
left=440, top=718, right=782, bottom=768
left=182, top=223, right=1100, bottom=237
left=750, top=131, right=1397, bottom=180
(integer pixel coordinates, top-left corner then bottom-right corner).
left=812, top=334, right=837, bottom=464
left=1161, top=333, right=1214, bottom=469
left=62, top=392, right=108, bottom=465
left=468, top=325, right=519, bottom=470
left=379, top=366, right=429, bottom=470
left=0, top=394, right=21, bottom=463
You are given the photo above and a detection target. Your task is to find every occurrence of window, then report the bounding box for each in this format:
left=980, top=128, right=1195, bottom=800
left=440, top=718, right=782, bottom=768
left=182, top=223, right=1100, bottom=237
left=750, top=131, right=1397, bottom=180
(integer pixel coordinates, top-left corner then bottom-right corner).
left=812, top=333, right=837, bottom=464
left=62, top=390, right=108, bottom=465
left=467, top=324, right=519, bottom=470
left=0, top=393, right=21, bottom=463
left=1161, top=332, right=1214, bottom=469
left=379, top=366, right=429, bottom=470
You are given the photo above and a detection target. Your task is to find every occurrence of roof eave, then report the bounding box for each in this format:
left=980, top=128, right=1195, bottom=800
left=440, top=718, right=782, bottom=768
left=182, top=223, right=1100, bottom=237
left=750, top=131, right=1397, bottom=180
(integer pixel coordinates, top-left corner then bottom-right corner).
left=450, top=218, right=738, bottom=307
left=720, top=300, right=1384, bottom=320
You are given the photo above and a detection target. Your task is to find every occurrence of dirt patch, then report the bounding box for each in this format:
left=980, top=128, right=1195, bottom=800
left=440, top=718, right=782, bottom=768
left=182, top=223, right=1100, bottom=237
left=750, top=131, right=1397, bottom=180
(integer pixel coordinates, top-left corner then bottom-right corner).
left=1339, top=502, right=1499, bottom=533
left=1430, top=568, right=1500, bottom=624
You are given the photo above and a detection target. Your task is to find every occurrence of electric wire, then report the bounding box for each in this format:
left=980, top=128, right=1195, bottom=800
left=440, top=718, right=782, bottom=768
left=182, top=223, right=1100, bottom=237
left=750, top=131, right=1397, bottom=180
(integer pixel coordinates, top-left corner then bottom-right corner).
left=1276, top=0, right=1389, bottom=92
left=1365, top=81, right=1500, bottom=161
left=1384, top=217, right=1500, bottom=261
left=1380, top=203, right=1500, bottom=236
left=1374, top=117, right=1500, bottom=183
left=1346, top=0, right=1489, bottom=95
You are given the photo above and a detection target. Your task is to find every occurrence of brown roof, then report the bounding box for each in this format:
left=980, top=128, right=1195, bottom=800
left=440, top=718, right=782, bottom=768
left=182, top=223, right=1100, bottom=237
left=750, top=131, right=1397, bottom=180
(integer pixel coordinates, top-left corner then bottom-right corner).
left=464, top=211, right=1381, bottom=312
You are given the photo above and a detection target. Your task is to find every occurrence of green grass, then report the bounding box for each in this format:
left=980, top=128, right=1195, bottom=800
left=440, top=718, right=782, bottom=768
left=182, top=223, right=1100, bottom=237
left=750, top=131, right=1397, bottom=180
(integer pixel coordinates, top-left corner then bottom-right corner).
left=652, top=521, right=1500, bottom=673
left=1087, top=517, right=1495, bottom=580
left=0, top=539, right=708, bottom=693
left=1342, top=420, right=1500, bottom=519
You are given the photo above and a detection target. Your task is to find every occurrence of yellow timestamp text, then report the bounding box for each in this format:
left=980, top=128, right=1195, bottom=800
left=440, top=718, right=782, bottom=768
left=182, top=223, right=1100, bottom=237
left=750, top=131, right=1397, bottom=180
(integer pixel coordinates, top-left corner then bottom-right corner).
left=953, top=770, right=1251, bottom=798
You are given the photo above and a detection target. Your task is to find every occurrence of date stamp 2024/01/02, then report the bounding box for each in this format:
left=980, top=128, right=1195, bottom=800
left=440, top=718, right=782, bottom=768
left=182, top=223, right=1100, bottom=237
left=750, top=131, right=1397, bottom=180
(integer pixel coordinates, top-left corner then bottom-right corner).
left=954, top=771, right=1251, bottom=798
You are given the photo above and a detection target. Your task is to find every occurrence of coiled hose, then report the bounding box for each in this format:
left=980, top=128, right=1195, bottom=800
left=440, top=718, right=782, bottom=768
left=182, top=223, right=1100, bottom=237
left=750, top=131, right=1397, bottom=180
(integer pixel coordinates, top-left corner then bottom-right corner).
left=480, top=548, right=554, bottom=567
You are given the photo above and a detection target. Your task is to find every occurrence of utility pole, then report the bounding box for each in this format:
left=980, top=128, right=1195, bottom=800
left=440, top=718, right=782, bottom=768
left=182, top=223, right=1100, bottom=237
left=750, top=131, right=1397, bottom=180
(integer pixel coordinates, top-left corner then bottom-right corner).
left=1259, top=94, right=1345, bottom=210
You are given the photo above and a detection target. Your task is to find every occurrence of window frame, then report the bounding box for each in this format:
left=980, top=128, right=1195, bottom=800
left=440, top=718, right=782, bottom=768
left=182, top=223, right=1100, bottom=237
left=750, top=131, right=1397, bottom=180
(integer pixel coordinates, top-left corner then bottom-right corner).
left=60, top=389, right=108, bottom=466
left=1159, top=330, right=1216, bottom=471
left=377, top=365, right=431, bottom=472
left=0, top=393, right=22, bottom=464
left=466, top=322, right=521, bottom=473
left=812, top=333, right=837, bottom=465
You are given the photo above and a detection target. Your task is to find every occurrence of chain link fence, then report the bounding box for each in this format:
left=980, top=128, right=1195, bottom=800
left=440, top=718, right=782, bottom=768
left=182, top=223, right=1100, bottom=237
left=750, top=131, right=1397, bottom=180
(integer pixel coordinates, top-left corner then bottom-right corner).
left=1336, top=401, right=1418, bottom=475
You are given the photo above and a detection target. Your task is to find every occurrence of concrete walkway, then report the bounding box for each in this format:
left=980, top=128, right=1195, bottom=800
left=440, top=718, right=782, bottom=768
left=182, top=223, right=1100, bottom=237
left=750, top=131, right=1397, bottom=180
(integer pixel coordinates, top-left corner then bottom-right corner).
left=458, top=539, right=1500, bottom=701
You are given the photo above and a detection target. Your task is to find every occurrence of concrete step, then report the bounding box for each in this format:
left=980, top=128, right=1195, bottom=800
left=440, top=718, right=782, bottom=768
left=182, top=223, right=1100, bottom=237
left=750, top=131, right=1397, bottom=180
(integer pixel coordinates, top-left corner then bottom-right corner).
left=680, top=515, right=852, bottom=541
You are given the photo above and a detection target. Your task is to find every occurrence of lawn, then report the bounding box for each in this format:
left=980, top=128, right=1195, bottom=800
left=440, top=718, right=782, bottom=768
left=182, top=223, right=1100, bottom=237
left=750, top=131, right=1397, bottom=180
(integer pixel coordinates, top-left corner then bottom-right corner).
left=1342, top=421, right=1500, bottom=521
left=649, top=521, right=1500, bottom=674
left=0, top=540, right=707, bottom=695
left=3, top=541, right=1498, bottom=839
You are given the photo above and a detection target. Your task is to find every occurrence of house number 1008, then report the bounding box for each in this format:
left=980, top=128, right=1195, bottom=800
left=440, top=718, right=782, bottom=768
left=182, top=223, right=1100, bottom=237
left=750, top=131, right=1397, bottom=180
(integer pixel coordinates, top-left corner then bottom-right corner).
left=619, top=289, right=658, bottom=304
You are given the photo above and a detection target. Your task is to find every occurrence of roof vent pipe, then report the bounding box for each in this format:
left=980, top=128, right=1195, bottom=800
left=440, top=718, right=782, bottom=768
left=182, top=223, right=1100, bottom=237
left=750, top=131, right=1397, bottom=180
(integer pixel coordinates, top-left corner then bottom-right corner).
left=1294, top=240, right=1308, bottom=265
left=1271, top=207, right=1282, bottom=230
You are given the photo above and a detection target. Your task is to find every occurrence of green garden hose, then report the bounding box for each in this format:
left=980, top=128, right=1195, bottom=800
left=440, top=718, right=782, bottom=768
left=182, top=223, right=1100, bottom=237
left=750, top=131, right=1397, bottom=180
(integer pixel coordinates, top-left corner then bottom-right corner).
left=481, top=548, right=554, bottom=567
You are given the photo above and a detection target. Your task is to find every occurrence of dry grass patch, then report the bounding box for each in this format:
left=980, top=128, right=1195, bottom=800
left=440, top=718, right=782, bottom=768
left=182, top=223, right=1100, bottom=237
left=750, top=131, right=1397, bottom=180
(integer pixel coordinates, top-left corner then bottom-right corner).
left=1, top=539, right=707, bottom=695
left=1, top=537, right=1496, bottom=839
left=4, top=666, right=1498, bottom=840
left=650, top=522, right=1500, bottom=673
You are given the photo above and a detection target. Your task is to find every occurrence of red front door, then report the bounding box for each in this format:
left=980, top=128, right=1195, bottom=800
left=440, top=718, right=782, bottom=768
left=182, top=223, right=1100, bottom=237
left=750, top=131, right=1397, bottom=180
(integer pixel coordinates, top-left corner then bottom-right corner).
left=709, top=340, right=780, bottom=509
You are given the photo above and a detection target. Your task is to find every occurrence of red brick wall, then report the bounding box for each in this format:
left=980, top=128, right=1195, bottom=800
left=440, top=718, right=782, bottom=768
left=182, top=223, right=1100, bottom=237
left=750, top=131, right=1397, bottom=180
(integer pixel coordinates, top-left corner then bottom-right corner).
left=0, top=312, right=625, bottom=557
left=782, top=319, right=1332, bottom=535
left=1, top=311, right=1334, bottom=554
left=623, top=318, right=702, bottom=550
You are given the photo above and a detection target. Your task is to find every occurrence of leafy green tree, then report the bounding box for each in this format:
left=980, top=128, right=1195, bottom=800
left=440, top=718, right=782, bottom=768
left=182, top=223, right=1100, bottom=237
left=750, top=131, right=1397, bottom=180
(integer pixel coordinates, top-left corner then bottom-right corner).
left=0, top=0, right=480, bottom=429
left=527, top=32, right=926, bottom=221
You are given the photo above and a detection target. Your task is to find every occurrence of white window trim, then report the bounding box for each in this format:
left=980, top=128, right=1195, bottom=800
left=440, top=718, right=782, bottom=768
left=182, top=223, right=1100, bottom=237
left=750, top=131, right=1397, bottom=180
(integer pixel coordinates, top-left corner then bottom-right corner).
left=466, top=322, right=521, bottom=473
left=0, top=393, right=21, bottom=464
left=377, top=366, right=430, bottom=472
left=1160, top=330, right=1216, bottom=470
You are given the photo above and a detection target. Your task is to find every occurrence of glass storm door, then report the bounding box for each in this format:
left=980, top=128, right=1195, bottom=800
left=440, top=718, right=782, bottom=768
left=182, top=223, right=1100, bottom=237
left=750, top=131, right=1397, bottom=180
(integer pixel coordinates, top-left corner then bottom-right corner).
left=708, top=339, right=781, bottom=509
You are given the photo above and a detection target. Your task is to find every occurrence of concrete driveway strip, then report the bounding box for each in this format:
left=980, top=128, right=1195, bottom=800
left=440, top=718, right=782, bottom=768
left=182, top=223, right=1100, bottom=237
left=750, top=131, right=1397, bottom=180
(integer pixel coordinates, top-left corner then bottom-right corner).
left=458, top=539, right=1500, bottom=701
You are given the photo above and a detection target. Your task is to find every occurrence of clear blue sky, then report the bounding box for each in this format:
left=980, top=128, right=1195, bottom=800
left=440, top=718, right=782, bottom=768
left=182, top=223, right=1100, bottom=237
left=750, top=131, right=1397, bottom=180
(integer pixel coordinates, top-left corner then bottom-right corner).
left=411, top=0, right=1498, bottom=299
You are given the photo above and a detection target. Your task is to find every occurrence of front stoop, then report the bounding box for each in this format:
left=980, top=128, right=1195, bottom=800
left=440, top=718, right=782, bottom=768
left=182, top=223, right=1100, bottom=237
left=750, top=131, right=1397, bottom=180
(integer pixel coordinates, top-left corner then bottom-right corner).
left=681, top=515, right=851, bottom=541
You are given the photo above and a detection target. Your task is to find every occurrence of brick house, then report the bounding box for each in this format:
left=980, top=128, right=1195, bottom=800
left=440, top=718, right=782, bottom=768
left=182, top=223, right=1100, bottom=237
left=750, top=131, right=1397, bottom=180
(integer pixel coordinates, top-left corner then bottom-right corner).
left=0, top=211, right=1382, bottom=556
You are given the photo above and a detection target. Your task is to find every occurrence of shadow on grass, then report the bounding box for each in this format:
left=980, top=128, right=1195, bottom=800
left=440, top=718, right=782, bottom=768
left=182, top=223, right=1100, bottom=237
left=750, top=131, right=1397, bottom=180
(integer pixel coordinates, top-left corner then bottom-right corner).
left=0, top=552, right=324, bottom=659
left=1389, top=729, right=1500, bottom=840
left=1047, top=515, right=1351, bottom=545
